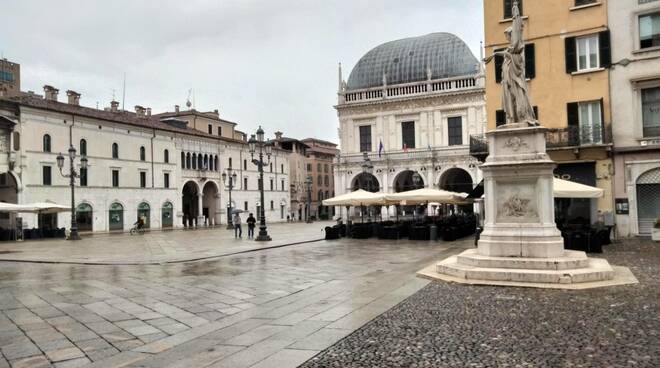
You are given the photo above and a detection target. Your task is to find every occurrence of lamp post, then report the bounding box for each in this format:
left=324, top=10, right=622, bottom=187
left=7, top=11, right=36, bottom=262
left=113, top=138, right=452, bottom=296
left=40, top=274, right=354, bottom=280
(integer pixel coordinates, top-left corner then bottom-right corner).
left=221, top=167, right=237, bottom=230
left=248, top=126, right=272, bottom=241
left=56, top=135, right=88, bottom=241
left=305, top=175, right=313, bottom=223
left=360, top=152, right=374, bottom=222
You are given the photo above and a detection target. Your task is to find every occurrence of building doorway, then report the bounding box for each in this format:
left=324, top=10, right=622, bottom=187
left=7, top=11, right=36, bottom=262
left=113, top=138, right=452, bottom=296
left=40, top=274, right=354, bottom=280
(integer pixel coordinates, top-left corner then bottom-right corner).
left=109, top=202, right=124, bottom=231
left=162, top=201, right=173, bottom=228
left=76, top=203, right=93, bottom=232
left=137, top=202, right=150, bottom=229
left=636, top=167, right=660, bottom=235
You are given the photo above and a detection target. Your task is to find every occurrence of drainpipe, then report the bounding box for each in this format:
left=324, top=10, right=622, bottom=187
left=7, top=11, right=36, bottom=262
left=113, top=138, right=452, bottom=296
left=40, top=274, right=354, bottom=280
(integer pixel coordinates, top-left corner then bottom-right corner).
left=151, top=128, right=155, bottom=188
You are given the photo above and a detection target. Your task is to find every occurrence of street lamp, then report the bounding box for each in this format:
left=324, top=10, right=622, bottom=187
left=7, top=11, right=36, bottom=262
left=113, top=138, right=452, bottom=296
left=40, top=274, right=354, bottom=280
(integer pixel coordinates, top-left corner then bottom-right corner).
left=221, top=167, right=237, bottom=229
left=305, top=175, right=313, bottom=223
left=249, top=126, right=272, bottom=241
left=56, top=139, right=88, bottom=240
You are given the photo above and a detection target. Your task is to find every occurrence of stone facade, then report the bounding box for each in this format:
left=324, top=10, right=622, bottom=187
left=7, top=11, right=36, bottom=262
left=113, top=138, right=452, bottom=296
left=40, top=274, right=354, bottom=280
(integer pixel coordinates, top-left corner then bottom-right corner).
left=301, top=138, right=338, bottom=219
left=608, top=0, right=660, bottom=236
left=0, top=85, right=291, bottom=234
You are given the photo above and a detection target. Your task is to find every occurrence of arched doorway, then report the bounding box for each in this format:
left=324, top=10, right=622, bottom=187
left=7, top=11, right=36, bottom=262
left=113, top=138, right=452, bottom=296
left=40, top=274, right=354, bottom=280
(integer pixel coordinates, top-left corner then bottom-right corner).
left=162, top=201, right=173, bottom=228
left=76, top=203, right=93, bottom=232
left=439, top=168, right=473, bottom=194
left=394, top=170, right=424, bottom=217
left=202, top=181, right=219, bottom=226
left=394, top=170, right=424, bottom=193
left=439, top=168, right=474, bottom=215
left=351, top=173, right=380, bottom=192
left=637, top=168, right=660, bottom=235
left=182, top=181, right=199, bottom=227
left=0, top=173, right=19, bottom=230
left=108, top=202, right=124, bottom=231
left=137, top=202, right=150, bottom=229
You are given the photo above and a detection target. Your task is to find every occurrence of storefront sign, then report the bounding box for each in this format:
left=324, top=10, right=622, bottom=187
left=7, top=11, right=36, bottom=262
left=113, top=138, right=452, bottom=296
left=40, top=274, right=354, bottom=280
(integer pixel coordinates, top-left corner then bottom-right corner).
left=615, top=198, right=629, bottom=215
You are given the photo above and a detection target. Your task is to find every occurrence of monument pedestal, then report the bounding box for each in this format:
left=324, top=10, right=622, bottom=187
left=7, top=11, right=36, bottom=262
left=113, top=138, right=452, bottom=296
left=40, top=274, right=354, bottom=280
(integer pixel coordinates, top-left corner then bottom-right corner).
left=422, top=124, right=636, bottom=289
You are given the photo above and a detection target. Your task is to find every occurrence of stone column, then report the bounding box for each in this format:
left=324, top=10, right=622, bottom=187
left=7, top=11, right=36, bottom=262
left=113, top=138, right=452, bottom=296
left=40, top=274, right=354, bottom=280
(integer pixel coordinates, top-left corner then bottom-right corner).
left=197, top=193, right=204, bottom=227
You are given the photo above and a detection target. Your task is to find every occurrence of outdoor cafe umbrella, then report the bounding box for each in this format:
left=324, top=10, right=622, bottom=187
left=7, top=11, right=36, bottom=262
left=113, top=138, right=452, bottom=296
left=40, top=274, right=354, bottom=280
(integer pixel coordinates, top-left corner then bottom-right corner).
left=24, top=202, right=71, bottom=214
left=323, top=189, right=390, bottom=223
left=553, top=178, right=603, bottom=198
left=383, top=188, right=468, bottom=205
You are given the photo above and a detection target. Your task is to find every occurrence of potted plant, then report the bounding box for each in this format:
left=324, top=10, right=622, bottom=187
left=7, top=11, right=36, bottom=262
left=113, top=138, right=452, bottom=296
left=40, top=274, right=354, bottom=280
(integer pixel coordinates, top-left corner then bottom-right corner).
left=653, top=219, right=660, bottom=242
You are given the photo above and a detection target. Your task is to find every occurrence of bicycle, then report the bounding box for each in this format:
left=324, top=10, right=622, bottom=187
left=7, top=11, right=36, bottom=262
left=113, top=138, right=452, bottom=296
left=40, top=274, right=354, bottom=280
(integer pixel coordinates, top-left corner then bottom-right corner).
left=129, top=224, right=145, bottom=235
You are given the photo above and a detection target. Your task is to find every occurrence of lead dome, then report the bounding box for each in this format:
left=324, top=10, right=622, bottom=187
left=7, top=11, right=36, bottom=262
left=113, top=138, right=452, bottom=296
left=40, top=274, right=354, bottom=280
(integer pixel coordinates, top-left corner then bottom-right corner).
left=346, top=32, right=479, bottom=90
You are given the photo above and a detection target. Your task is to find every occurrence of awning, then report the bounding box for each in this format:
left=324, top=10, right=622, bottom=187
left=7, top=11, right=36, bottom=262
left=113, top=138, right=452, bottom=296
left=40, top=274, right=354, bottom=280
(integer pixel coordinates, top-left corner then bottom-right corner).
left=469, top=179, right=604, bottom=199
left=384, top=188, right=468, bottom=205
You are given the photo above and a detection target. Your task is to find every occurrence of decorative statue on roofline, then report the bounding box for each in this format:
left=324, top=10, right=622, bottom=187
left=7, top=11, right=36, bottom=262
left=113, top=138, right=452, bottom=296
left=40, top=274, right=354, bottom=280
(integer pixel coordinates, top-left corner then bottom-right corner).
left=484, top=0, right=538, bottom=127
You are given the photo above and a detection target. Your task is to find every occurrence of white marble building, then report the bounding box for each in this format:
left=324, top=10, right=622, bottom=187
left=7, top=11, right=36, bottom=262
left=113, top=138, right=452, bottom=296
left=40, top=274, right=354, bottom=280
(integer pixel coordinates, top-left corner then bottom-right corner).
left=0, top=85, right=290, bottom=234
left=609, top=0, right=660, bottom=236
left=334, top=32, right=486, bottom=216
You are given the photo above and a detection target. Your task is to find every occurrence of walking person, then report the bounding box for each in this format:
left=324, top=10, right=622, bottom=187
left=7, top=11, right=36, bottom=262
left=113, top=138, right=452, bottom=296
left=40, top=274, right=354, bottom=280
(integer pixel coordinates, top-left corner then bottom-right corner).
left=246, top=213, right=256, bottom=239
left=233, top=212, right=242, bottom=239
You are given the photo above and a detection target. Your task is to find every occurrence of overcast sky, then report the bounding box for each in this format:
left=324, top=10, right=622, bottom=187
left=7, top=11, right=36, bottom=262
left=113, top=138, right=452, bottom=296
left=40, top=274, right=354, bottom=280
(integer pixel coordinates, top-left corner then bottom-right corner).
left=2, top=0, right=484, bottom=143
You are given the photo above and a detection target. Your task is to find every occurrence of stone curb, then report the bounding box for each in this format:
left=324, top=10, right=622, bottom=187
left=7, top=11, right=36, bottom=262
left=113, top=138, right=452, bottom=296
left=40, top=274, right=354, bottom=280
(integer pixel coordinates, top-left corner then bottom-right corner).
left=0, top=238, right=326, bottom=266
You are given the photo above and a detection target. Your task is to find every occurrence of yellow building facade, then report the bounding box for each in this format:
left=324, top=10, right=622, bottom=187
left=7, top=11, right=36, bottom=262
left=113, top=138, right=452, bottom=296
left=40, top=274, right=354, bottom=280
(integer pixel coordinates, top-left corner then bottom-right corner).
left=483, top=0, right=614, bottom=224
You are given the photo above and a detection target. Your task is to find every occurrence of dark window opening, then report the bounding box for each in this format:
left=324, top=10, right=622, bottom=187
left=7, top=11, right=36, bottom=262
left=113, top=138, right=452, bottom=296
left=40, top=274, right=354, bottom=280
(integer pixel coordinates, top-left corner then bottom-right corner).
left=448, top=117, right=463, bottom=146
left=401, top=121, right=415, bottom=149
left=359, top=125, right=372, bottom=152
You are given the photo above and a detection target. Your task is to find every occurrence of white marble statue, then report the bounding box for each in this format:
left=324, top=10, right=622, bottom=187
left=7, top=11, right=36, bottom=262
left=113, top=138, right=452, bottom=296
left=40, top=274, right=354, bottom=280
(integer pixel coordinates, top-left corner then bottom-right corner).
left=485, top=1, right=538, bottom=127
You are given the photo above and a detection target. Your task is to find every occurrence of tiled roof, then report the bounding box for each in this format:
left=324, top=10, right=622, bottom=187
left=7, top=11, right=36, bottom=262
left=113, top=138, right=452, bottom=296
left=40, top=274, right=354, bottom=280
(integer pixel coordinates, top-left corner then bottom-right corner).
left=2, top=95, right=246, bottom=144
left=154, top=110, right=238, bottom=126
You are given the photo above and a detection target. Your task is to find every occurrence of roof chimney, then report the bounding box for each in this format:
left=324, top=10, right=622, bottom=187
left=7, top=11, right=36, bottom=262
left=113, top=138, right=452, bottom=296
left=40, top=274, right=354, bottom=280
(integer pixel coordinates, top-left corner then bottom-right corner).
left=66, top=90, right=81, bottom=106
left=174, top=105, right=180, bottom=113
left=110, top=100, right=119, bottom=112
left=146, top=107, right=152, bottom=117
left=135, top=105, right=146, bottom=117
left=43, top=85, right=59, bottom=101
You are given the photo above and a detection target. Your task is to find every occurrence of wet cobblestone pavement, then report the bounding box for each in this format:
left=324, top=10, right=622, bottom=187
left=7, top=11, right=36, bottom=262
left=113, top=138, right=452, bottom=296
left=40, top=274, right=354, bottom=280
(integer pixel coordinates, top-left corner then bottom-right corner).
left=301, top=239, right=660, bottom=368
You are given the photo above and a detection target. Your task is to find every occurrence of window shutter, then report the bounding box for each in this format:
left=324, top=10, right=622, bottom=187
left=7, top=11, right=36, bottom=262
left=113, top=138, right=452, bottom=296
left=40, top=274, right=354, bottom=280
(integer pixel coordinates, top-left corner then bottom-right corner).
left=567, top=102, right=579, bottom=127
left=494, top=49, right=504, bottom=84
left=496, top=110, right=506, bottom=126
left=599, top=30, right=611, bottom=68
left=525, top=43, right=535, bottom=79
left=565, top=37, right=577, bottom=73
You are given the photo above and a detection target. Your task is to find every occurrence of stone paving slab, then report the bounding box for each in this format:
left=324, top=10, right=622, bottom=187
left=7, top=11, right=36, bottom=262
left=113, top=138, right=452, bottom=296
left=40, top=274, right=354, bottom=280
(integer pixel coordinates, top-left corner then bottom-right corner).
left=0, top=232, right=471, bottom=367
left=0, top=221, right=333, bottom=265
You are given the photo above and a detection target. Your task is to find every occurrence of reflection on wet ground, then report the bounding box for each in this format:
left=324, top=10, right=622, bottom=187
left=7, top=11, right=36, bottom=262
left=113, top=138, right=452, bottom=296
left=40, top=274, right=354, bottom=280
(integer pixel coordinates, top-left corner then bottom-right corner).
left=0, top=237, right=469, bottom=367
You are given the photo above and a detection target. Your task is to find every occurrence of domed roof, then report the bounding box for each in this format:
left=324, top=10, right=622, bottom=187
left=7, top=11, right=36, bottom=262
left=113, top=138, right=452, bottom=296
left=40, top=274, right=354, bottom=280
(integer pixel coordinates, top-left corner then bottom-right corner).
left=346, top=32, right=479, bottom=90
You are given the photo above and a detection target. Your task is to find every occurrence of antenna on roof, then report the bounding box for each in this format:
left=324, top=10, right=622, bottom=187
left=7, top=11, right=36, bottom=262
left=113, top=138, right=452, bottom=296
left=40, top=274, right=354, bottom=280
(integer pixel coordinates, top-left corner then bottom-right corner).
left=122, top=72, right=126, bottom=111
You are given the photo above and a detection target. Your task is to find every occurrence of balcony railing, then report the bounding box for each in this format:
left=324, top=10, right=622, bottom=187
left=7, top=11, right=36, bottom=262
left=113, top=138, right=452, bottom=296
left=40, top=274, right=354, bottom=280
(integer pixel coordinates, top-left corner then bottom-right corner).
left=469, top=123, right=612, bottom=160
left=341, top=74, right=482, bottom=104
left=338, top=146, right=468, bottom=164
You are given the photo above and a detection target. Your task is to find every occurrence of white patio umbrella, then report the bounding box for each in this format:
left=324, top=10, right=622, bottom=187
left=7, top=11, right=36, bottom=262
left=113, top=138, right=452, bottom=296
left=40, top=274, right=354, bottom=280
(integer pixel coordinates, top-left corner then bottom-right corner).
left=322, top=189, right=388, bottom=206
left=384, top=188, right=468, bottom=205
left=553, top=178, right=603, bottom=198
left=24, top=202, right=71, bottom=214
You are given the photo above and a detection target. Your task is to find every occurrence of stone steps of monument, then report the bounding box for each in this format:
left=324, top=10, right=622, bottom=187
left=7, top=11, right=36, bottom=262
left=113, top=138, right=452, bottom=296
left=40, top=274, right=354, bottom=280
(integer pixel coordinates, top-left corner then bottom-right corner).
left=437, top=255, right=615, bottom=284
left=456, top=249, right=590, bottom=270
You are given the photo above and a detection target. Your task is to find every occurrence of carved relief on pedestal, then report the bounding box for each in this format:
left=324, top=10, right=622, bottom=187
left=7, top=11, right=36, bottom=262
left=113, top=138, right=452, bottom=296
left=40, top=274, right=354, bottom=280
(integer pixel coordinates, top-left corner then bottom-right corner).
left=503, top=136, right=527, bottom=152
left=495, top=182, right=539, bottom=223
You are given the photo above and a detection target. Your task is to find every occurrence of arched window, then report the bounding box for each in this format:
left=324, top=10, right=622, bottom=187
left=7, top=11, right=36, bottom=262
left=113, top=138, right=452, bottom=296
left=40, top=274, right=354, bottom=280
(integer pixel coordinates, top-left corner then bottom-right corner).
left=192, top=153, right=197, bottom=169
left=204, top=154, right=209, bottom=170
left=243, top=159, right=247, bottom=170
left=318, top=190, right=323, bottom=201
left=197, top=154, right=203, bottom=169
left=140, top=146, right=146, bottom=161
left=186, top=153, right=191, bottom=169
left=318, top=175, right=322, bottom=185
left=164, top=149, right=169, bottom=163
left=229, top=157, right=233, bottom=168
left=79, top=139, right=87, bottom=156
left=214, top=156, right=219, bottom=171
left=281, top=164, right=284, bottom=173
left=181, top=152, right=185, bottom=168
left=208, top=156, right=213, bottom=171
left=43, top=134, right=51, bottom=152
left=325, top=175, right=329, bottom=186
left=270, top=162, right=273, bottom=172
left=112, top=143, right=119, bottom=159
